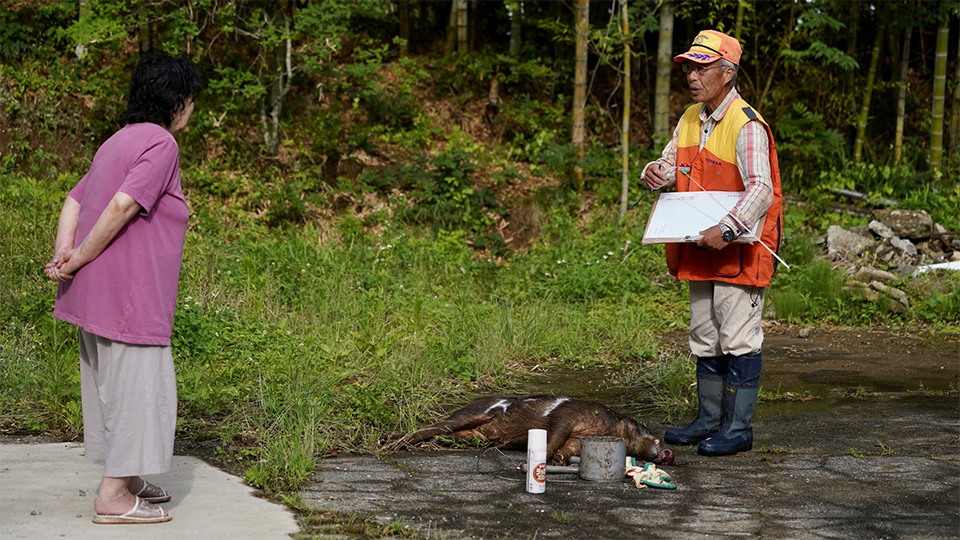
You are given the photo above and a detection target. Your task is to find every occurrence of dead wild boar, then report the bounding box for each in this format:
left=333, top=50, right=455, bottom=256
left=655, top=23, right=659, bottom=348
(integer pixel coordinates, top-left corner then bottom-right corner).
left=385, top=395, right=674, bottom=466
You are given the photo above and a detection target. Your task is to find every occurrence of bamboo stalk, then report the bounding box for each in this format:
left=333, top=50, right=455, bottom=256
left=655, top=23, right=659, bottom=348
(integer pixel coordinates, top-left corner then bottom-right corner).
left=854, top=5, right=886, bottom=164
left=653, top=0, right=673, bottom=148
left=620, top=0, right=631, bottom=217
left=572, top=0, right=589, bottom=190
left=894, top=28, right=912, bottom=167
left=930, top=15, right=949, bottom=171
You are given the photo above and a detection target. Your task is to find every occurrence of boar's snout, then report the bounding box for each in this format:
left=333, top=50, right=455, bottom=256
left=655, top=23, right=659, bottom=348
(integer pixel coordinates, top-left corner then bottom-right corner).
left=654, top=447, right=675, bottom=466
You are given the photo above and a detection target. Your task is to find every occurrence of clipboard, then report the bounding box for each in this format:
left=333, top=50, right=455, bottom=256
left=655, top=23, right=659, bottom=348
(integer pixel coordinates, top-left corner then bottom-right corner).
left=641, top=191, right=763, bottom=244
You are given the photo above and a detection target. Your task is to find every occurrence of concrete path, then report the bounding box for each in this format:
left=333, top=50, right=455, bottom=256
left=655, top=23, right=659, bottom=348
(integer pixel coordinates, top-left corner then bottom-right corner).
left=0, top=441, right=299, bottom=540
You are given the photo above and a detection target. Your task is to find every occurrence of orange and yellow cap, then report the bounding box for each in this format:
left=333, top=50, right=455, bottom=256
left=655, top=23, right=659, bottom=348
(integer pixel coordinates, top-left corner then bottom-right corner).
left=674, top=30, right=742, bottom=66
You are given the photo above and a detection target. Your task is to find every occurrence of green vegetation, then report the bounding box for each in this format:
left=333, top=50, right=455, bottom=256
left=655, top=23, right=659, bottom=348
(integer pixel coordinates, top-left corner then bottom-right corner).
left=551, top=511, right=576, bottom=524
left=756, top=445, right=794, bottom=467
left=1, top=1, right=958, bottom=513
left=1, top=169, right=689, bottom=494
left=291, top=500, right=425, bottom=539
left=848, top=440, right=895, bottom=458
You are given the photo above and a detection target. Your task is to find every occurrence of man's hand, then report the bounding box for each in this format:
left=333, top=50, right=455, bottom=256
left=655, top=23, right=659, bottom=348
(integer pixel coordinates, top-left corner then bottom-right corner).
left=643, top=163, right=671, bottom=191
left=697, top=225, right=730, bottom=250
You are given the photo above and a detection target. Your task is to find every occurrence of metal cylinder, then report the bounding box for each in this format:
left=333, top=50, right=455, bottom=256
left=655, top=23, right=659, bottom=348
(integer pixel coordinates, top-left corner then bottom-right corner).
left=578, top=436, right=626, bottom=481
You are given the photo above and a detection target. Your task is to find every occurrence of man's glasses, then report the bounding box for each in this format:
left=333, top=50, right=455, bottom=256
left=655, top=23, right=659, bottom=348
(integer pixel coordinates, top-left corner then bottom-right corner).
left=681, top=63, right=723, bottom=75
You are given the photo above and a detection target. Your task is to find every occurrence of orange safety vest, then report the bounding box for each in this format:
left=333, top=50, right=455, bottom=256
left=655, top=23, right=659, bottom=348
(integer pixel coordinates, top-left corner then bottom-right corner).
left=665, top=98, right=783, bottom=287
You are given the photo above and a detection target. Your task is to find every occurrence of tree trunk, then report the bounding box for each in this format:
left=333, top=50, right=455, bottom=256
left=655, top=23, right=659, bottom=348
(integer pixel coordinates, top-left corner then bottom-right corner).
left=951, top=15, right=960, bottom=157
left=620, top=0, right=631, bottom=217
left=75, top=0, right=87, bottom=59
left=399, top=0, right=409, bottom=56
left=138, top=0, right=151, bottom=56
left=509, top=1, right=522, bottom=57
left=758, top=3, right=795, bottom=112
left=653, top=0, right=673, bottom=149
left=844, top=1, right=860, bottom=92
left=853, top=6, right=885, bottom=164
left=260, top=1, right=293, bottom=157
left=445, top=0, right=457, bottom=55
left=457, top=0, right=468, bottom=54
left=734, top=0, right=745, bottom=42
left=469, top=0, right=477, bottom=53
left=930, top=15, right=949, bottom=171
left=572, top=0, right=589, bottom=189
left=894, top=28, right=911, bottom=167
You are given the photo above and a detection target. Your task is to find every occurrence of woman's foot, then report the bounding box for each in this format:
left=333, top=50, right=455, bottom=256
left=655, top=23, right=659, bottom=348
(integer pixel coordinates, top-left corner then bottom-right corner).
left=94, top=477, right=136, bottom=516
left=93, top=496, right=171, bottom=524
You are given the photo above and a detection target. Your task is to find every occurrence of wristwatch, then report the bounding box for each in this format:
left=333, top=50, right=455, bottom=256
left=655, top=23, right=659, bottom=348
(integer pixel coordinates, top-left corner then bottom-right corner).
left=720, top=224, right=738, bottom=243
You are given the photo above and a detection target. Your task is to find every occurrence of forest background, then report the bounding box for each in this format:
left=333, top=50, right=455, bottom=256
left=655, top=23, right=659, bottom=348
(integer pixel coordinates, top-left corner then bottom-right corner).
left=1, top=0, right=959, bottom=513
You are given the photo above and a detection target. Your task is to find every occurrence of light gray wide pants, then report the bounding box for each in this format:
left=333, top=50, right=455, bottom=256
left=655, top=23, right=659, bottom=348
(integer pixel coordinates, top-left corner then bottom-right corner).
left=79, top=329, right=177, bottom=477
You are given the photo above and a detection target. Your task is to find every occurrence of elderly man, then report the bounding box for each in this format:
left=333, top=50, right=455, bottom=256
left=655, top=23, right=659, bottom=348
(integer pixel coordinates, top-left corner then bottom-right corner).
left=641, top=30, right=783, bottom=456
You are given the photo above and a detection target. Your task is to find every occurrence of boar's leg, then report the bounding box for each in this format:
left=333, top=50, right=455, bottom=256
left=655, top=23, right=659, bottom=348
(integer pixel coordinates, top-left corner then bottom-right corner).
left=388, top=417, right=487, bottom=448
left=546, top=426, right=579, bottom=465
left=385, top=398, right=510, bottom=449
left=550, top=437, right=582, bottom=466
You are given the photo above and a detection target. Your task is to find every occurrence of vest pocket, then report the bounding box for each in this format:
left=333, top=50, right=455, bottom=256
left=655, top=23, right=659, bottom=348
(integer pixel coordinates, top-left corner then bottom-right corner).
left=710, top=244, right=743, bottom=277
left=665, top=244, right=681, bottom=275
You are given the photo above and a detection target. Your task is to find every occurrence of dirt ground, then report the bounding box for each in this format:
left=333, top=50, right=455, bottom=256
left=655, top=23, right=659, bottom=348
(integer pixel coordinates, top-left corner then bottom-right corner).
left=300, top=325, right=960, bottom=539
left=749, top=323, right=958, bottom=394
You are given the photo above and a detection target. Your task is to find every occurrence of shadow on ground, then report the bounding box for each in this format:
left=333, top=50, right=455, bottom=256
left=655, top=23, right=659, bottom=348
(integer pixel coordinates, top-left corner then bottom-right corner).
left=300, top=326, right=960, bottom=539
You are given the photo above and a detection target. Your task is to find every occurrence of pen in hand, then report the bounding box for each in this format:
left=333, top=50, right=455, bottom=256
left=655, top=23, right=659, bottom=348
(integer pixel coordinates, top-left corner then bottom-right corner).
left=629, top=164, right=676, bottom=211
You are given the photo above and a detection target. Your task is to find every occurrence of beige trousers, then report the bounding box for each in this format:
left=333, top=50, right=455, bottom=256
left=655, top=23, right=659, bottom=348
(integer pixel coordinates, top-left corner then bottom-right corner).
left=79, top=329, right=177, bottom=477
left=688, top=281, right=765, bottom=358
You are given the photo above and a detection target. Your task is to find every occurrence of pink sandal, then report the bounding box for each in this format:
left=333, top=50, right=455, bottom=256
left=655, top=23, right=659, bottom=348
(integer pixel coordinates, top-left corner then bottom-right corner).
left=92, top=496, right=172, bottom=524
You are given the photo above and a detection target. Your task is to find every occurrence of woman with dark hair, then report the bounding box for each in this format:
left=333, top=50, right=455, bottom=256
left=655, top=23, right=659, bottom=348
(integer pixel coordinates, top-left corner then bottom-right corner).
left=44, top=55, right=200, bottom=525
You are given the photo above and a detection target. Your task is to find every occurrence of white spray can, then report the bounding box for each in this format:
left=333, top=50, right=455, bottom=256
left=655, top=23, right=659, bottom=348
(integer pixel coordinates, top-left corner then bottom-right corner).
left=526, top=428, right=547, bottom=493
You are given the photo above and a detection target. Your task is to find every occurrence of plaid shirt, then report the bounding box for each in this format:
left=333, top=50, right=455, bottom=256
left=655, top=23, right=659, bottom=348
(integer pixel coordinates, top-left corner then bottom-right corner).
left=642, top=87, right=773, bottom=235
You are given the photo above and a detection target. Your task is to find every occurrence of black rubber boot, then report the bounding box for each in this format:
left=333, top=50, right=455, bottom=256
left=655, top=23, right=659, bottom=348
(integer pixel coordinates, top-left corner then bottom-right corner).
left=663, top=356, right=728, bottom=445
left=698, top=352, right=762, bottom=456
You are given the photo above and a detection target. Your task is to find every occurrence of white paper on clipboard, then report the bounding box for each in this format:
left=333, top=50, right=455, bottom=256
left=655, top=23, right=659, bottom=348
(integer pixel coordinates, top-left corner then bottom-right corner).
left=641, top=191, right=762, bottom=244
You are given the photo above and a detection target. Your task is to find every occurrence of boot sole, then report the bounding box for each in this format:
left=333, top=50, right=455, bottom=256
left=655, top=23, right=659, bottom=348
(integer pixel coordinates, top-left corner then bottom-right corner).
left=697, top=442, right=753, bottom=456
left=664, top=434, right=713, bottom=445
left=664, top=429, right=719, bottom=446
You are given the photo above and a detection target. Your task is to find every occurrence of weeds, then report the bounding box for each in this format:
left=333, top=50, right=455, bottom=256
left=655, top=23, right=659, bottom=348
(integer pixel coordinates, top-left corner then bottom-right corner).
left=840, top=387, right=876, bottom=399
left=848, top=440, right=895, bottom=458
left=613, top=349, right=698, bottom=421
left=759, top=384, right=819, bottom=403
left=875, top=439, right=895, bottom=457
left=551, top=511, right=575, bottom=523
left=290, top=497, right=427, bottom=539
left=911, top=382, right=960, bottom=397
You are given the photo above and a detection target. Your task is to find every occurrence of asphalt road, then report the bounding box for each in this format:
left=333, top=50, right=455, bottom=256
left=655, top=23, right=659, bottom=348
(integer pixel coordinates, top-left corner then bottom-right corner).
left=302, top=394, right=958, bottom=539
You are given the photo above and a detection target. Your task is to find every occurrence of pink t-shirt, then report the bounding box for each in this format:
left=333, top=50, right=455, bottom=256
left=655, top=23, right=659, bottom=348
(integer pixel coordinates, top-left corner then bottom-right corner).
left=54, top=123, right=189, bottom=346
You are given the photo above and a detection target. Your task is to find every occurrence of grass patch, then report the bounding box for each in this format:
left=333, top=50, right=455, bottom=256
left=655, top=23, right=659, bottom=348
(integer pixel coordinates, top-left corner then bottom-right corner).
left=839, top=387, right=877, bottom=399
left=848, top=440, right=896, bottom=458
left=611, top=347, right=698, bottom=422
left=550, top=511, right=575, bottom=523
left=759, top=384, right=819, bottom=403
left=287, top=495, right=428, bottom=539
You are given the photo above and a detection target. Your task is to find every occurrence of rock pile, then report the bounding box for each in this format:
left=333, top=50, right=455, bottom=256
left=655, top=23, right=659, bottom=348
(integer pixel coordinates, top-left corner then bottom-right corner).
left=823, top=209, right=959, bottom=313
